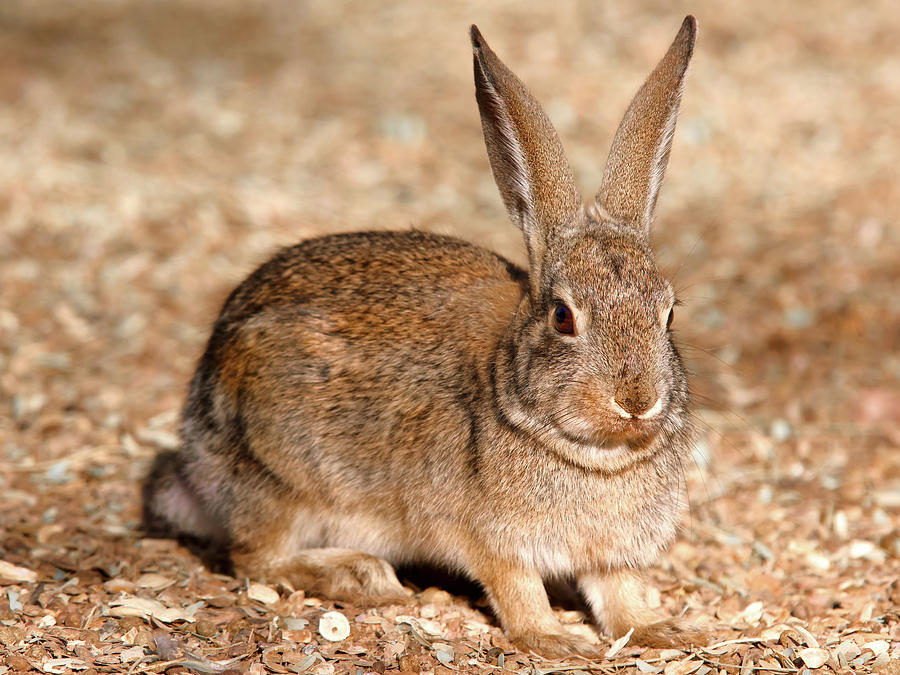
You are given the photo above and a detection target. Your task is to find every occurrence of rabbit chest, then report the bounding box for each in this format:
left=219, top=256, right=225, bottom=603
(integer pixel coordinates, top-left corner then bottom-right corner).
left=470, top=441, right=685, bottom=575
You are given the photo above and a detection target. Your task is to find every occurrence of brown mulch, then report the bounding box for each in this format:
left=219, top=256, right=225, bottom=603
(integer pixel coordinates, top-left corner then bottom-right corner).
left=1, top=1, right=899, bottom=673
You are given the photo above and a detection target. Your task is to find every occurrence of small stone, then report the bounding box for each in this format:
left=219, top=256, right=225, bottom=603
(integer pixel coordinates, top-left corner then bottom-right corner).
left=45, top=460, right=72, bottom=484
left=769, top=418, right=792, bottom=442
left=434, top=643, right=454, bottom=666
left=6, top=590, right=22, bottom=612
left=318, top=611, right=350, bottom=642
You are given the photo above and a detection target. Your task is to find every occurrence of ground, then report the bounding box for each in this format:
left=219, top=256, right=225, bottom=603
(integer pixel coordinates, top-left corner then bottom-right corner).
left=1, top=1, right=899, bottom=673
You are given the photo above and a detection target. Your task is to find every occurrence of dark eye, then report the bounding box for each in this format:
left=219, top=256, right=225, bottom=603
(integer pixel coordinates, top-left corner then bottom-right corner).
left=666, top=307, right=674, bottom=330
left=553, top=304, right=575, bottom=335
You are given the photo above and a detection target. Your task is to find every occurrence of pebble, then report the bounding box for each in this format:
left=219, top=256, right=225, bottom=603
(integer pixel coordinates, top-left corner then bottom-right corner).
left=419, top=587, right=453, bottom=605
left=770, top=418, right=792, bottom=442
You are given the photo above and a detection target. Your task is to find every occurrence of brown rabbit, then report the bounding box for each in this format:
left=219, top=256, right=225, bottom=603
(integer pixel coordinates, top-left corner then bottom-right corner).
left=144, top=17, right=705, bottom=658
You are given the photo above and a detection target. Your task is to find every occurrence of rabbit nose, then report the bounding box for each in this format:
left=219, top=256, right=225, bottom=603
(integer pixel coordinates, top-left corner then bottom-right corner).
left=612, top=381, right=660, bottom=419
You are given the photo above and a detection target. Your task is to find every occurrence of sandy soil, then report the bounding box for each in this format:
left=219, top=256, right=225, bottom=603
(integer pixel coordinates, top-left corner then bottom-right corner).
left=1, top=1, right=899, bottom=673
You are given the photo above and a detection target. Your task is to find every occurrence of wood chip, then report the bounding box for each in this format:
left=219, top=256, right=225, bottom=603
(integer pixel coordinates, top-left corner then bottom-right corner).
left=0, top=560, right=37, bottom=583
left=635, top=658, right=664, bottom=673
left=119, top=645, right=145, bottom=663
left=41, top=659, right=89, bottom=674
left=862, top=640, right=889, bottom=656
left=246, top=582, right=279, bottom=605
left=660, top=649, right=686, bottom=661
left=605, top=627, right=633, bottom=659
left=108, top=596, right=198, bottom=623
left=797, top=647, right=829, bottom=668
left=135, top=573, right=176, bottom=591
left=791, top=624, right=820, bottom=649
left=835, top=640, right=861, bottom=665
left=664, top=658, right=702, bottom=675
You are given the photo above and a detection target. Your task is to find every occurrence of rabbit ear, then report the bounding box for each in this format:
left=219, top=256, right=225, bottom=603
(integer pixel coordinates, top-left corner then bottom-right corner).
left=471, top=26, right=581, bottom=293
left=593, top=16, right=696, bottom=237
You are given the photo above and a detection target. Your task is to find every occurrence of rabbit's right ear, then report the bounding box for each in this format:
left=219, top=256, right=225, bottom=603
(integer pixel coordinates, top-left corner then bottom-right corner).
left=593, top=16, right=697, bottom=237
left=471, top=26, right=581, bottom=296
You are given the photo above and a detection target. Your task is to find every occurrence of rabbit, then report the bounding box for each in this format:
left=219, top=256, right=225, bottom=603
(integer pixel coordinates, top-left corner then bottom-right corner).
left=143, top=16, right=705, bottom=659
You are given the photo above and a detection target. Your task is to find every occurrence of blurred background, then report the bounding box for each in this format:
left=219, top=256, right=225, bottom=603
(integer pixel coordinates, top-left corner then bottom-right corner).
left=1, top=0, right=898, bottom=667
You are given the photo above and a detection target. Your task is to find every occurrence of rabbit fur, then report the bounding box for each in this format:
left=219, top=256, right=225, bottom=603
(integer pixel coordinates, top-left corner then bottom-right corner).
left=143, top=16, right=705, bottom=658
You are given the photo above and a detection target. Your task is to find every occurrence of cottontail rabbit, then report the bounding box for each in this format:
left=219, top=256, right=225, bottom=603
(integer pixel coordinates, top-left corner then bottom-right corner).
left=144, top=16, right=705, bottom=658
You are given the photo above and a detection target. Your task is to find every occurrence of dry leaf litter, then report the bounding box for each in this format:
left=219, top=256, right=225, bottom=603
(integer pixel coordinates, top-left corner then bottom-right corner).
left=1, top=1, right=899, bottom=674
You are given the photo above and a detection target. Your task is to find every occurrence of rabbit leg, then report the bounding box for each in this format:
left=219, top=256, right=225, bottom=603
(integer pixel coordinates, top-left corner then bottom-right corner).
left=578, top=568, right=707, bottom=648
left=477, top=559, right=604, bottom=659
left=232, top=547, right=410, bottom=605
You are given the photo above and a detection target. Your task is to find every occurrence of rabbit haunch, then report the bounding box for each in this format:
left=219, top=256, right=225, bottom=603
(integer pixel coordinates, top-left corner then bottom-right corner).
left=143, top=16, right=705, bottom=659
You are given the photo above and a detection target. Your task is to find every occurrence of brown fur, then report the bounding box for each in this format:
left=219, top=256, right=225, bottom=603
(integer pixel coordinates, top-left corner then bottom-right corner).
left=143, top=17, right=705, bottom=658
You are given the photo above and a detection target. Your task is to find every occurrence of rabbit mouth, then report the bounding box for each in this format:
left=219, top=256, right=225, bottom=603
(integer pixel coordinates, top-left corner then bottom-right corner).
left=554, top=420, right=658, bottom=450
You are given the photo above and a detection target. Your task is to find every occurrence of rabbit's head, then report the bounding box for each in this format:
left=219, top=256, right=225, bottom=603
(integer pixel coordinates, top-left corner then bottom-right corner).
left=472, top=18, right=696, bottom=471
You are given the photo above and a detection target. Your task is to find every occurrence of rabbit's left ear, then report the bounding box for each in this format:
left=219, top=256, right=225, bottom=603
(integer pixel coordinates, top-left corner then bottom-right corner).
left=471, top=26, right=581, bottom=296
left=593, top=16, right=697, bottom=237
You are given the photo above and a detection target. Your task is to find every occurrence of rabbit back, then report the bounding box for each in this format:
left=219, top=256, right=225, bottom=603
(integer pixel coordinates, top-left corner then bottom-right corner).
left=162, top=229, right=528, bottom=559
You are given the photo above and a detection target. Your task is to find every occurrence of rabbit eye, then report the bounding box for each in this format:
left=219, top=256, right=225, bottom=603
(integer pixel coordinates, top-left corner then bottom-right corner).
left=553, top=304, right=575, bottom=335
left=666, top=307, right=674, bottom=330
